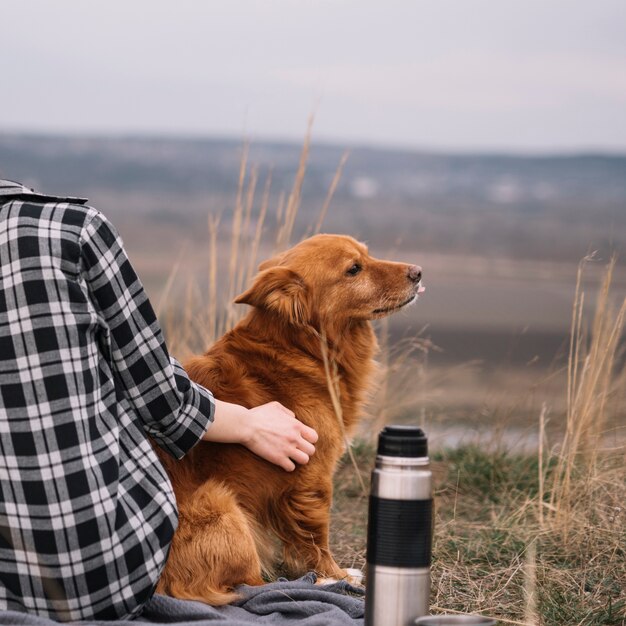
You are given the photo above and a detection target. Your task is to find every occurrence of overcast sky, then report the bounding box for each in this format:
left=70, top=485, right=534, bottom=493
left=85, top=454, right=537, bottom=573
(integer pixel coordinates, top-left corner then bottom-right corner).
left=1, top=0, right=625, bottom=152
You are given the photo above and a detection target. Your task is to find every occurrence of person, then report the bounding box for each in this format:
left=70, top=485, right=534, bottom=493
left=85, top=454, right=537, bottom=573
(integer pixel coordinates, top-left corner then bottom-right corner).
left=0, top=179, right=318, bottom=621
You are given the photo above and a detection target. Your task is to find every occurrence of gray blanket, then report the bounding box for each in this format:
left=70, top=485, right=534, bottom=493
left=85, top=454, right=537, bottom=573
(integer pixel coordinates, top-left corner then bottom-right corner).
left=0, top=574, right=365, bottom=625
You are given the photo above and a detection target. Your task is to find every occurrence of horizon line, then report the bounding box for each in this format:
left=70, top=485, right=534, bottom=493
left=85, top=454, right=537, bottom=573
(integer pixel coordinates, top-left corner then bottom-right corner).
left=2, top=126, right=626, bottom=159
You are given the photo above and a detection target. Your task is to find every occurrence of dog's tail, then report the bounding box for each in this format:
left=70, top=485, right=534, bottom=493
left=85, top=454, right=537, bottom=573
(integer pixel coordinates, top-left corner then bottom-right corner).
left=157, top=479, right=264, bottom=606
left=158, top=577, right=240, bottom=607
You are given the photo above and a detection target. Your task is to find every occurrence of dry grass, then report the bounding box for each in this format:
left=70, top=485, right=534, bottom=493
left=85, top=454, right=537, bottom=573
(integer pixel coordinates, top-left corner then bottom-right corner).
left=332, top=443, right=625, bottom=624
left=549, top=257, right=626, bottom=534
left=160, top=135, right=626, bottom=625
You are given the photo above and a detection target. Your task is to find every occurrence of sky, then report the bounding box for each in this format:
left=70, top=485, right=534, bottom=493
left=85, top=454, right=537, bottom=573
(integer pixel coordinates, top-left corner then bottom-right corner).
left=1, top=0, right=625, bottom=152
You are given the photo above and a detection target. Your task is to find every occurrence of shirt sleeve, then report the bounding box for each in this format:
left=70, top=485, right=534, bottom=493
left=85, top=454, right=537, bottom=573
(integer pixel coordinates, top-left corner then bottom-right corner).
left=79, top=209, right=214, bottom=459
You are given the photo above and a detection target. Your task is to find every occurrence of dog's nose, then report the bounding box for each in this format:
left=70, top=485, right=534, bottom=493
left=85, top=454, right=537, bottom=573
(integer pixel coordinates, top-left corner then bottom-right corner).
left=408, top=265, right=422, bottom=283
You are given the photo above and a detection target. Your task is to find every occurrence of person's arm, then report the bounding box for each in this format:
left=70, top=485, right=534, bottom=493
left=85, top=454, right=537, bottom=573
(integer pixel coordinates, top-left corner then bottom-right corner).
left=80, top=209, right=214, bottom=459
left=207, top=399, right=318, bottom=471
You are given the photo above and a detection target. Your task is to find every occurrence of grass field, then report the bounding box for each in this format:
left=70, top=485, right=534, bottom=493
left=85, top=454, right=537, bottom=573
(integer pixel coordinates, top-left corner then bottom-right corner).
left=331, top=442, right=625, bottom=625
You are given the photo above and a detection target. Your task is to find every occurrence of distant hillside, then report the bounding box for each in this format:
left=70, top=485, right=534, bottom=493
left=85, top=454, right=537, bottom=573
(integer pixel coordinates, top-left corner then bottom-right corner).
left=1, top=132, right=625, bottom=263
left=4, top=132, right=625, bottom=372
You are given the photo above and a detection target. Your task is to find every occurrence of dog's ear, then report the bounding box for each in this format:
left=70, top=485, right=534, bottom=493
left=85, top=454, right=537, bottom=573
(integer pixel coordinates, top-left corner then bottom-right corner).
left=234, top=266, right=311, bottom=324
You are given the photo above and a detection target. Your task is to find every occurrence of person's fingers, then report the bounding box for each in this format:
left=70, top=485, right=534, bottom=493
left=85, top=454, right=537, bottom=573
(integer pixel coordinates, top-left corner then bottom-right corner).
left=265, top=402, right=317, bottom=443
left=281, top=457, right=296, bottom=472
left=300, top=424, right=318, bottom=444
left=289, top=449, right=310, bottom=465
left=298, top=439, right=316, bottom=457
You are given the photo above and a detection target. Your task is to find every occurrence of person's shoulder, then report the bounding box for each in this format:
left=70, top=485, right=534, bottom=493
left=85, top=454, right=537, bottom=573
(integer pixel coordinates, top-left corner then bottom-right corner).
left=0, top=179, right=110, bottom=232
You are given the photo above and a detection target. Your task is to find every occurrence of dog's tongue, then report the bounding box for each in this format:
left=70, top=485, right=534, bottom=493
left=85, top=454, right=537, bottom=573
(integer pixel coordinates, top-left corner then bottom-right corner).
left=418, top=284, right=426, bottom=294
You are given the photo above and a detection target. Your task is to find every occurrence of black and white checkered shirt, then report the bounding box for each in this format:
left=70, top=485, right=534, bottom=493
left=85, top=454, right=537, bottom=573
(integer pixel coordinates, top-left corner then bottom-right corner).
left=0, top=180, right=214, bottom=621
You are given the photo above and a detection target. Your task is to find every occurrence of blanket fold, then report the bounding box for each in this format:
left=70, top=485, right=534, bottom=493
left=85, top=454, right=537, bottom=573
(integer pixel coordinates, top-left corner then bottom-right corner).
left=0, top=574, right=365, bottom=626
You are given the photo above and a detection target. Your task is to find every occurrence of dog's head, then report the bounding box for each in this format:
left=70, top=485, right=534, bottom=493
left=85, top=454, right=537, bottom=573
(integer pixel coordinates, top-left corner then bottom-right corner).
left=235, top=234, right=424, bottom=327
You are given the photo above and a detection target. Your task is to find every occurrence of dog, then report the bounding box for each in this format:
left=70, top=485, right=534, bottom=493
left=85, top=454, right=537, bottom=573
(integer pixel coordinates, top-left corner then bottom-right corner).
left=155, top=234, right=424, bottom=604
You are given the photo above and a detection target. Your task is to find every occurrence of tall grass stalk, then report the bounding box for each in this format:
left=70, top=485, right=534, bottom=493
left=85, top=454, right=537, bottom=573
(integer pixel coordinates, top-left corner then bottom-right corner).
left=523, top=541, right=538, bottom=626
left=207, top=214, right=220, bottom=342
left=246, top=170, right=272, bottom=288
left=313, top=150, right=349, bottom=235
left=537, top=403, right=547, bottom=530
left=275, top=116, right=313, bottom=252
left=319, top=330, right=368, bottom=496
left=367, top=325, right=438, bottom=438
left=226, top=141, right=249, bottom=327
left=548, top=257, right=626, bottom=534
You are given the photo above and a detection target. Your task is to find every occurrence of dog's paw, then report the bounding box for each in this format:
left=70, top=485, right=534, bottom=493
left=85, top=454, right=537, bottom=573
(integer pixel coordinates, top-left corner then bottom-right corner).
left=344, top=567, right=364, bottom=586
left=316, top=567, right=364, bottom=587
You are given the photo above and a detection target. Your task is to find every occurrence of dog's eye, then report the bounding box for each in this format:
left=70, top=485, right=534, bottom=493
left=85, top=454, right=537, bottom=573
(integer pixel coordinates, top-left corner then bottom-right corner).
left=346, top=264, right=362, bottom=276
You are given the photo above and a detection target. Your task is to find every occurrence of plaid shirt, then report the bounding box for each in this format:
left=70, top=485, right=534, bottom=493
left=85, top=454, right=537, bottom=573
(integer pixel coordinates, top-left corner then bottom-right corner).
left=0, top=180, right=214, bottom=621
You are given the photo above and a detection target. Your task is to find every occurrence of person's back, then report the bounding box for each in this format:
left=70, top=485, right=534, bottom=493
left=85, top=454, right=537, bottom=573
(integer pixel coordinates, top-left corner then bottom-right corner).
left=0, top=181, right=208, bottom=620
left=0, top=180, right=319, bottom=622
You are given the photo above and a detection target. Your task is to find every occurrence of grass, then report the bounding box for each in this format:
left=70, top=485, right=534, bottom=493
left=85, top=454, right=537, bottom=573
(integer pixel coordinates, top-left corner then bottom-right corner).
left=331, top=442, right=626, bottom=625
left=161, top=130, right=626, bottom=625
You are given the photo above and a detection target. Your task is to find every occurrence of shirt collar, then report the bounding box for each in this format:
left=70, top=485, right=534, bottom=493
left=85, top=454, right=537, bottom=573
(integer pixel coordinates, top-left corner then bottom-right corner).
left=0, top=179, right=88, bottom=204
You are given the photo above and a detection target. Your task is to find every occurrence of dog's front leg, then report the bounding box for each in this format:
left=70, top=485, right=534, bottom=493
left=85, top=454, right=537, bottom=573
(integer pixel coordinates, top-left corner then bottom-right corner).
left=274, top=486, right=346, bottom=579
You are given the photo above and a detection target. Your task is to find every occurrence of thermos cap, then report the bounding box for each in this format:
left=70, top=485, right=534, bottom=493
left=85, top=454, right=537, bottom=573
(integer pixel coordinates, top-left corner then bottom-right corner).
left=377, top=425, right=428, bottom=458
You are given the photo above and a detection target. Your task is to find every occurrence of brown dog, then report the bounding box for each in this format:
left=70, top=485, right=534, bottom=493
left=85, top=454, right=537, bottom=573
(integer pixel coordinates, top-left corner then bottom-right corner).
left=156, top=234, right=423, bottom=604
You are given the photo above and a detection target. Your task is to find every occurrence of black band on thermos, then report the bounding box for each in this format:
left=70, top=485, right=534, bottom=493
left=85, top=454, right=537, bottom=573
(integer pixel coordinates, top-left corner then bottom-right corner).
left=366, top=496, right=433, bottom=568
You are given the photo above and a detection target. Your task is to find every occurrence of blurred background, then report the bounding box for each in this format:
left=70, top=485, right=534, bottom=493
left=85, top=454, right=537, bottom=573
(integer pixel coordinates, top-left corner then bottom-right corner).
left=1, top=0, right=625, bottom=445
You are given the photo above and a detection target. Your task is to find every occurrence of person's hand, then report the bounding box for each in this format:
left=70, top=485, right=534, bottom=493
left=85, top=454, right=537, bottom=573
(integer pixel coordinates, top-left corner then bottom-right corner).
left=244, top=402, right=318, bottom=471
left=204, top=399, right=318, bottom=471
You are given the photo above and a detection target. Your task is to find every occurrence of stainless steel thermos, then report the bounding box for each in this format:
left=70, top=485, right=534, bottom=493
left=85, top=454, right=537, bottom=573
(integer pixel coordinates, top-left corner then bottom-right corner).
left=364, top=425, right=433, bottom=626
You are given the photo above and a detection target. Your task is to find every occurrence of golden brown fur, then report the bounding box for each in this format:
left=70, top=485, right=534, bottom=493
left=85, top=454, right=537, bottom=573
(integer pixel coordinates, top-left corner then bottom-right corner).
left=156, top=234, right=422, bottom=604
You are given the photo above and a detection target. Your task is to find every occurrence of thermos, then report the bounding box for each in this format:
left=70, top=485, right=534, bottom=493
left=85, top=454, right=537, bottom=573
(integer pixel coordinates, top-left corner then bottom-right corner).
left=364, top=425, right=433, bottom=626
